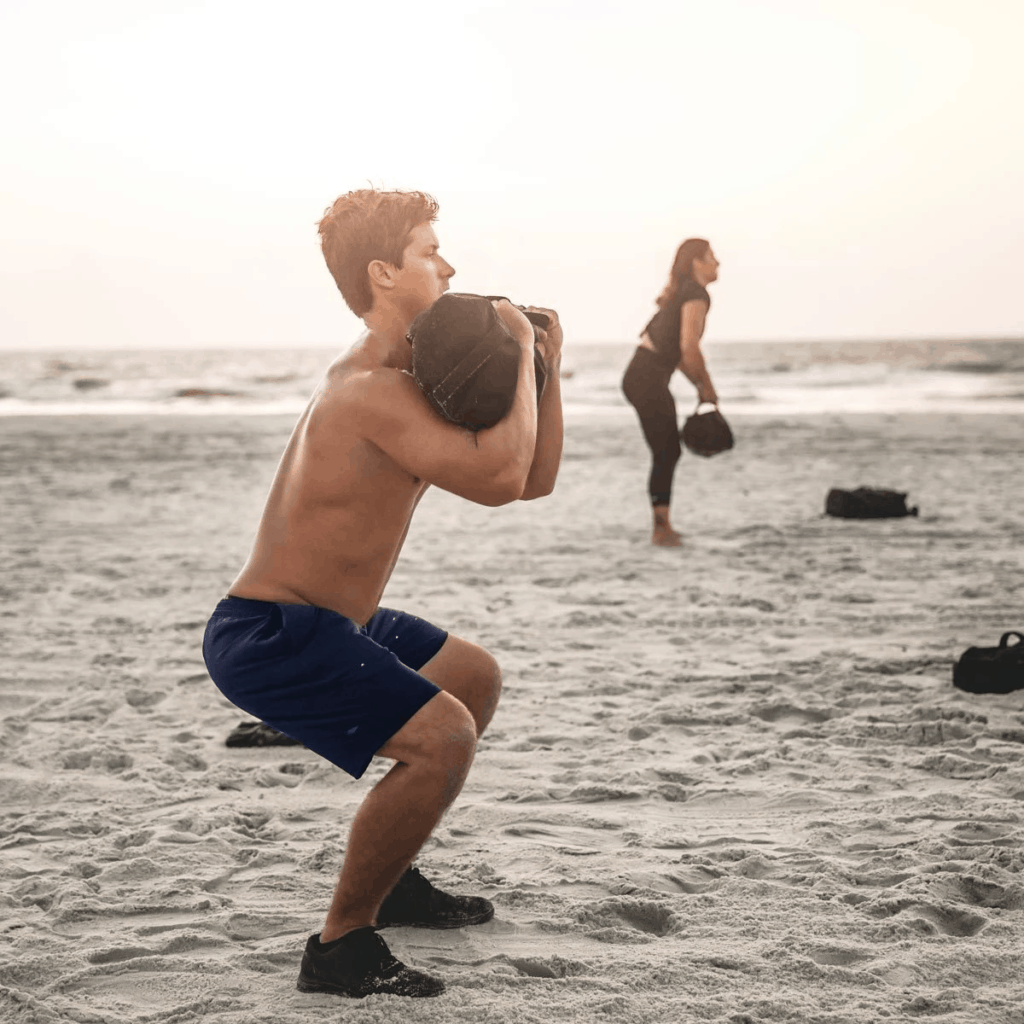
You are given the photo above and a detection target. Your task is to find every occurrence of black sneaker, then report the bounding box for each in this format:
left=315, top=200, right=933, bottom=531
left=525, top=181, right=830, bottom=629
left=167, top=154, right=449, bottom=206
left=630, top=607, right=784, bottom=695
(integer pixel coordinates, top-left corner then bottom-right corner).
left=375, top=866, right=495, bottom=929
left=296, top=927, right=444, bottom=998
left=225, top=720, right=303, bottom=748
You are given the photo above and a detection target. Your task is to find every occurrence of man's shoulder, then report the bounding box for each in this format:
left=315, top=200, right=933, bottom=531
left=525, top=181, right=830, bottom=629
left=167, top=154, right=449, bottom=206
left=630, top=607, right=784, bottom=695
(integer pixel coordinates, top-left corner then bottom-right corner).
left=312, top=355, right=420, bottom=431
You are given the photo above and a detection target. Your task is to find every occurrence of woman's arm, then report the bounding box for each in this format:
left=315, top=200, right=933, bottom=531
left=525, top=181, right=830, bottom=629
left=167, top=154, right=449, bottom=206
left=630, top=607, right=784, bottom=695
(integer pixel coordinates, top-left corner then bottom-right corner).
left=677, top=300, right=718, bottom=404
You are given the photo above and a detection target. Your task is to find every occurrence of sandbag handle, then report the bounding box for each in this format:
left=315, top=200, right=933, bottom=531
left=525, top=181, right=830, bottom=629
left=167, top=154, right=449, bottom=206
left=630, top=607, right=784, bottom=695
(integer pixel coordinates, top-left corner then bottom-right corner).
left=999, top=632, right=1024, bottom=648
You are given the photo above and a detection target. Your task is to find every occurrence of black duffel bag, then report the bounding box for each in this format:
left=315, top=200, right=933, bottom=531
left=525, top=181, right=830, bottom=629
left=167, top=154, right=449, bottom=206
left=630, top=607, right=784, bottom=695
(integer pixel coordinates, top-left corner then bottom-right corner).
left=826, top=487, right=919, bottom=519
left=952, top=632, right=1024, bottom=694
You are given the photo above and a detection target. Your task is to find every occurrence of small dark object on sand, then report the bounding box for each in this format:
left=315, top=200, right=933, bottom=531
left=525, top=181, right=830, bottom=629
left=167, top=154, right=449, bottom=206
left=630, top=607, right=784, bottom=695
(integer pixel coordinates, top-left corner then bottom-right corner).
left=225, top=720, right=304, bottom=748
left=826, top=487, right=918, bottom=519
left=953, top=632, right=1024, bottom=694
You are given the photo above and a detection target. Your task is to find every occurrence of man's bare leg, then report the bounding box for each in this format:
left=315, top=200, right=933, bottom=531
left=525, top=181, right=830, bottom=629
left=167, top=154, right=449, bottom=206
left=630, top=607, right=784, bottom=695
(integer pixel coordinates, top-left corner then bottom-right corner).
left=320, top=692, right=476, bottom=942
left=319, top=636, right=501, bottom=941
left=652, top=503, right=682, bottom=547
left=418, top=634, right=502, bottom=737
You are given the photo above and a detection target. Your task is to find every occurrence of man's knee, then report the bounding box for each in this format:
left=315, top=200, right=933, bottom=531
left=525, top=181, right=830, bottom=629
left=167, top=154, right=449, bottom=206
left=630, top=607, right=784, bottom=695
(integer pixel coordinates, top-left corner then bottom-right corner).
left=418, top=697, right=476, bottom=804
left=463, top=646, right=501, bottom=736
left=420, top=636, right=502, bottom=735
left=477, top=647, right=502, bottom=703
left=381, top=692, right=477, bottom=774
left=430, top=699, right=478, bottom=769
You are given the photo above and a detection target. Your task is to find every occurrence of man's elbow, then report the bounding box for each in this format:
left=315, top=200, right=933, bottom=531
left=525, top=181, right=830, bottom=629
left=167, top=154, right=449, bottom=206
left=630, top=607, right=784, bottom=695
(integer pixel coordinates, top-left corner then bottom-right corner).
left=483, top=461, right=532, bottom=505
left=519, top=479, right=555, bottom=501
left=475, top=484, right=524, bottom=507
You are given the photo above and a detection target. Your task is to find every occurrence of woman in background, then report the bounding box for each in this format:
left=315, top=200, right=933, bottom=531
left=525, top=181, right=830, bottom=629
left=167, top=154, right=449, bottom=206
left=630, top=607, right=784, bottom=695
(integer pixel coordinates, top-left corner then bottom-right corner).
left=622, top=238, right=720, bottom=546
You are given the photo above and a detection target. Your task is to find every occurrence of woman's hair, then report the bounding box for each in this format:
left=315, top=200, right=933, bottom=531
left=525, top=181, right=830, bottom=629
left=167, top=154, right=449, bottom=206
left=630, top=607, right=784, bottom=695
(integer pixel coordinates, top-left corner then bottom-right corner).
left=655, top=238, right=710, bottom=309
left=317, top=188, right=440, bottom=316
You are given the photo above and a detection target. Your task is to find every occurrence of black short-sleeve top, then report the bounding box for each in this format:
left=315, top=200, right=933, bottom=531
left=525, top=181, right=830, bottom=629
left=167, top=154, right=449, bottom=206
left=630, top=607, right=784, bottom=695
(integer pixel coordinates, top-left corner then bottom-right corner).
left=641, top=278, right=711, bottom=366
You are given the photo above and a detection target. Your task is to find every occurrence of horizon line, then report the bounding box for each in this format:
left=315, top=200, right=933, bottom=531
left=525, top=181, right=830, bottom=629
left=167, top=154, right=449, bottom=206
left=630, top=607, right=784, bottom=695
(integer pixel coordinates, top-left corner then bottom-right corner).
left=1, top=333, right=1022, bottom=356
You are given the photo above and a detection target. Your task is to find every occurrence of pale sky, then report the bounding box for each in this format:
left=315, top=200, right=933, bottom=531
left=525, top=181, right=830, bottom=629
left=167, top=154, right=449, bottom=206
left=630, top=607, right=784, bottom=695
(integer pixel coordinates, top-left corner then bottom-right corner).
left=2, top=0, right=1022, bottom=350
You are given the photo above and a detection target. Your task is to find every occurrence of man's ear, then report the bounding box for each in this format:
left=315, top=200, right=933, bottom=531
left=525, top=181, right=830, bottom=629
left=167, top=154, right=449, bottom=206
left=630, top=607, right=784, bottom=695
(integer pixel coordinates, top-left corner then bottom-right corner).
left=367, top=259, right=397, bottom=292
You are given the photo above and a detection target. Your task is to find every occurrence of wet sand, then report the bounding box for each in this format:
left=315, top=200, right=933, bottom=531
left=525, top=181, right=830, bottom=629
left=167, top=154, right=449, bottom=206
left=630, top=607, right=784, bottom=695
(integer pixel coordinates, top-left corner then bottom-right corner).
left=1, top=410, right=1023, bottom=1023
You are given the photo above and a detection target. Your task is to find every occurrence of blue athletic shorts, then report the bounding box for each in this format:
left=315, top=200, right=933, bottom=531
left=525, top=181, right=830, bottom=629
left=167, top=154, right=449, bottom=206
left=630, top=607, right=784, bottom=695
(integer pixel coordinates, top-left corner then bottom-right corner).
left=202, top=597, right=447, bottom=779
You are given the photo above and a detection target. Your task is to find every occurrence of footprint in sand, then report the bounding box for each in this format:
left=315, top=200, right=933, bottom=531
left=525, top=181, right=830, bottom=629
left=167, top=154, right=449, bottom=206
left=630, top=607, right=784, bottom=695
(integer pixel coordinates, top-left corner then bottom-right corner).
left=576, top=897, right=680, bottom=938
left=864, top=897, right=987, bottom=936
left=927, top=874, right=1024, bottom=910
left=505, top=955, right=584, bottom=978
left=665, top=865, right=723, bottom=894
left=59, top=749, right=133, bottom=772
left=125, top=688, right=167, bottom=708
left=223, top=911, right=307, bottom=941
left=807, top=946, right=875, bottom=967
left=750, top=702, right=832, bottom=726
left=945, top=820, right=1020, bottom=846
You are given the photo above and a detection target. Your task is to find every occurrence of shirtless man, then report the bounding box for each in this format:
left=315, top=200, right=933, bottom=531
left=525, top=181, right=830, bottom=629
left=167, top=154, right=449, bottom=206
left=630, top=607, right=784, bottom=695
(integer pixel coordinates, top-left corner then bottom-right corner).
left=202, top=188, right=563, bottom=999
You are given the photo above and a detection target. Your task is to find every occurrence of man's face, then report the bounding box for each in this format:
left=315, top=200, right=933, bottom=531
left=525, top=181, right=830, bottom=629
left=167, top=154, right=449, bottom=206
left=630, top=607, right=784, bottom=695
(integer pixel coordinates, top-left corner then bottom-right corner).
left=393, top=222, right=455, bottom=316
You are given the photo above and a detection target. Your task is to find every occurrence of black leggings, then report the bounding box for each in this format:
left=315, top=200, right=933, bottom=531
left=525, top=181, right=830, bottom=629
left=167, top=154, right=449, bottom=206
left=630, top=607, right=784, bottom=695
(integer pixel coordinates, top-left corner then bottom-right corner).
left=622, top=347, right=680, bottom=507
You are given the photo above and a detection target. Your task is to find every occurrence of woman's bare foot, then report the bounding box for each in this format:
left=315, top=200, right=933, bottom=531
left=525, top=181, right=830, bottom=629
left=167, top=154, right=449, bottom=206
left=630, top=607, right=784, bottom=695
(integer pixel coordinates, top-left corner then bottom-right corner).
left=651, top=506, right=682, bottom=547
left=652, top=523, right=682, bottom=547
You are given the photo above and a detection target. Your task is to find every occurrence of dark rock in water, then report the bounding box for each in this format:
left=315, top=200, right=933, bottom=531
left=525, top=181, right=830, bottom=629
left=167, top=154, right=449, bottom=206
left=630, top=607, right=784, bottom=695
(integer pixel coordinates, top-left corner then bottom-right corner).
left=175, top=387, right=243, bottom=398
left=253, top=374, right=297, bottom=384
left=938, top=359, right=1004, bottom=374
left=73, top=378, right=109, bottom=391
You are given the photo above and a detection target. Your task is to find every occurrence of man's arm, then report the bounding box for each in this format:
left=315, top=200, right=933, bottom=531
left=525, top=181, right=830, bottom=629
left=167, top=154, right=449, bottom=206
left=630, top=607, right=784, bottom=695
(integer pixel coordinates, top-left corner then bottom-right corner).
left=520, top=307, right=563, bottom=500
left=677, top=300, right=718, bottom=404
left=353, top=302, right=539, bottom=506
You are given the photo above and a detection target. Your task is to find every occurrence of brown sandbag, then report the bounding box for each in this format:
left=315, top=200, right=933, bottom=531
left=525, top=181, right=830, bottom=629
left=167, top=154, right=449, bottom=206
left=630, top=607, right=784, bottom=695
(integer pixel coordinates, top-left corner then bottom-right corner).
left=680, top=403, right=734, bottom=457
left=406, top=292, right=545, bottom=431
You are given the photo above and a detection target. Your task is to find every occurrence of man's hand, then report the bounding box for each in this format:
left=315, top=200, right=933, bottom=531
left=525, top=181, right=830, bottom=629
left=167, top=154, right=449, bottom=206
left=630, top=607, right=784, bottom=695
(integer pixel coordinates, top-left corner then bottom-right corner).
left=492, top=299, right=536, bottom=351
left=524, top=306, right=563, bottom=367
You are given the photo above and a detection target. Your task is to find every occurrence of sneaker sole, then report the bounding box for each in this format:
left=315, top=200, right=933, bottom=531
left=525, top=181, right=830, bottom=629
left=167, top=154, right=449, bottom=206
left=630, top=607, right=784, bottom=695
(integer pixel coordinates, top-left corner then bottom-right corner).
left=297, top=976, right=360, bottom=997
left=377, top=906, right=495, bottom=930
left=296, top=974, right=445, bottom=998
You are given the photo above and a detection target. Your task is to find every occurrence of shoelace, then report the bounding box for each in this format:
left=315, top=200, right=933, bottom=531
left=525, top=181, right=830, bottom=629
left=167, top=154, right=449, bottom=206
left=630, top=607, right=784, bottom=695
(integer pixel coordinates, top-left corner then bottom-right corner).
left=365, top=933, right=404, bottom=978
left=399, top=866, right=434, bottom=895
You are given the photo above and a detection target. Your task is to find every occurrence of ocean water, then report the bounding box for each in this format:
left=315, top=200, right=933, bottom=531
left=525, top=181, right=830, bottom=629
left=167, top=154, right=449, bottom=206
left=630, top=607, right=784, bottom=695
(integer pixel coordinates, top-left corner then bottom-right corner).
left=1, top=338, right=1022, bottom=417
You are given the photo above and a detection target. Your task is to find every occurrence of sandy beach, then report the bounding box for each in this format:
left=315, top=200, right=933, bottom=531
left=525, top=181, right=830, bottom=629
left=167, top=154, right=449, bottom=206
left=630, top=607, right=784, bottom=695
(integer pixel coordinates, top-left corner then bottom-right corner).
left=2, top=408, right=1023, bottom=1024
